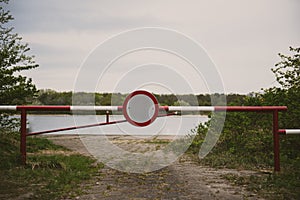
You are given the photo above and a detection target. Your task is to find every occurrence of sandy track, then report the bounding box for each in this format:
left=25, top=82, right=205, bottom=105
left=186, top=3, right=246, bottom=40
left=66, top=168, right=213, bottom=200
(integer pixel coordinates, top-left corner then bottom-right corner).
left=46, top=135, right=264, bottom=200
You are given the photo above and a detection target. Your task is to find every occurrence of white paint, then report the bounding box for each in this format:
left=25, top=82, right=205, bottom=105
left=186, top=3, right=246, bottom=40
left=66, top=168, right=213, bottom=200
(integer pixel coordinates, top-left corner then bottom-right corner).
left=168, top=106, right=215, bottom=112
left=285, top=129, right=300, bottom=135
left=0, top=106, right=17, bottom=111
left=70, top=106, right=119, bottom=111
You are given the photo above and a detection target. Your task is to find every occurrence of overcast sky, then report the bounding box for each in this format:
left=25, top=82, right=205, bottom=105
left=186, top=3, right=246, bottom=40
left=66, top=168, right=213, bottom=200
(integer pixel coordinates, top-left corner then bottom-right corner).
left=6, top=0, right=300, bottom=94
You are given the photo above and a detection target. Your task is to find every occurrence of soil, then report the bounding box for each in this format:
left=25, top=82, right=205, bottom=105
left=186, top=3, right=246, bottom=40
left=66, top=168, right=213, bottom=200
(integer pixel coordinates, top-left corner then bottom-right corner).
left=46, top=135, right=265, bottom=200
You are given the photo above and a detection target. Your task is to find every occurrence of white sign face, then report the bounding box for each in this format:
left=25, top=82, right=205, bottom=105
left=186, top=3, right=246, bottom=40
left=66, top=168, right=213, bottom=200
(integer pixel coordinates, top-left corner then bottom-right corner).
left=123, top=90, right=159, bottom=127
left=126, top=95, right=155, bottom=123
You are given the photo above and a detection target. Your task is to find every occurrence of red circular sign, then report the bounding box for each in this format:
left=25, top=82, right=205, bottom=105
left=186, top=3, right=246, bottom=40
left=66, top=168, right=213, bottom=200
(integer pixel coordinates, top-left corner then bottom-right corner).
left=123, top=90, right=159, bottom=127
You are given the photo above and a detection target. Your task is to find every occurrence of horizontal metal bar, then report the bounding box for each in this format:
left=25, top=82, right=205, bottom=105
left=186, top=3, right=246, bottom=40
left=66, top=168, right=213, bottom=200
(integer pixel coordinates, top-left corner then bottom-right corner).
left=17, top=105, right=71, bottom=111
left=215, top=106, right=287, bottom=112
left=70, top=106, right=121, bottom=111
left=168, top=106, right=215, bottom=112
left=0, top=105, right=288, bottom=112
left=165, top=106, right=287, bottom=112
left=0, top=105, right=17, bottom=110
left=0, top=105, right=121, bottom=111
left=278, top=129, right=300, bottom=135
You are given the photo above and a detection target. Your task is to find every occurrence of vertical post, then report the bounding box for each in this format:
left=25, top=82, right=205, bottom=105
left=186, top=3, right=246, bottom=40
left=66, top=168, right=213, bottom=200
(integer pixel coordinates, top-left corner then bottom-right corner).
left=273, top=110, right=280, bottom=172
left=20, top=109, right=27, bottom=165
left=106, top=111, right=109, bottom=123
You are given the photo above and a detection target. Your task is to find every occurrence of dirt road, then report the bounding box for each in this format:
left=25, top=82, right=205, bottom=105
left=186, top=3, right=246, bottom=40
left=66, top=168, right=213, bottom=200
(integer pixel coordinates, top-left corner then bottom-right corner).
left=47, top=135, right=264, bottom=200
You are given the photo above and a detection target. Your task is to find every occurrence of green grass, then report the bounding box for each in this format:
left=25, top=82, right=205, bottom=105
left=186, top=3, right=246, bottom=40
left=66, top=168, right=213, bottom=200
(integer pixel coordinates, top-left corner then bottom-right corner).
left=0, top=130, right=104, bottom=199
left=221, top=170, right=300, bottom=200
left=188, top=115, right=300, bottom=199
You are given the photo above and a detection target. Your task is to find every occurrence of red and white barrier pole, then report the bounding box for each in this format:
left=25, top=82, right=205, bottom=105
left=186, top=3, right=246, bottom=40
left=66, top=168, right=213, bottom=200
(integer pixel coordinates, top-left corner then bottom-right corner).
left=0, top=105, right=17, bottom=110
left=0, top=105, right=121, bottom=111
left=0, top=104, right=293, bottom=171
left=278, top=129, right=300, bottom=135
left=164, top=106, right=288, bottom=112
left=0, top=105, right=288, bottom=112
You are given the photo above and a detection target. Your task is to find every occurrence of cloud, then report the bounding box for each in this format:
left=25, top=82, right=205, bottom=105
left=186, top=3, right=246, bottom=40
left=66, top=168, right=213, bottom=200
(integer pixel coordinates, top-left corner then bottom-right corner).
left=5, top=0, right=300, bottom=93
left=8, top=0, right=162, bottom=33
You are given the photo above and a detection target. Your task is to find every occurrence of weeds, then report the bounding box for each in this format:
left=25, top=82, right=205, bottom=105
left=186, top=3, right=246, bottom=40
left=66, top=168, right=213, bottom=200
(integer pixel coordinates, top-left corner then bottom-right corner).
left=188, top=111, right=300, bottom=199
left=0, top=130, right=104, bottom=199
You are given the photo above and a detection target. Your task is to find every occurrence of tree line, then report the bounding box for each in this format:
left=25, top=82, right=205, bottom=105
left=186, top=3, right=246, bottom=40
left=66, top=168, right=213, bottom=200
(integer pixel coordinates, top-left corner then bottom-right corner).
left=34, top=89, right=246, bottom=107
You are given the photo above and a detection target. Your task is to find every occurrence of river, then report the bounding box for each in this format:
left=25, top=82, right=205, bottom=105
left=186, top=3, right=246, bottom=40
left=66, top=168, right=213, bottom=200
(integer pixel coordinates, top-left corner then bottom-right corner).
left=27, top=115, right=208, bottom=136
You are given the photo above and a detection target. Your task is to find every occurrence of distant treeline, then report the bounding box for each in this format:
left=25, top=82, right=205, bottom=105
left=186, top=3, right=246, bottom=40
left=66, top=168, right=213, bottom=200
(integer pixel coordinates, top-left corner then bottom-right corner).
left=33, top=89, right=247, bottom=106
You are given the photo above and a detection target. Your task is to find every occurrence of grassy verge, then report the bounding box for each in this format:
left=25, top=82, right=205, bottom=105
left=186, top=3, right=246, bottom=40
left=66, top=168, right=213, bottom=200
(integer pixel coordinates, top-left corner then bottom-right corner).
left=221, top=169, right=300, bottom=200
left=188, top=113, right=300, bottom=200
left=0, top=130, right=104, bottom=200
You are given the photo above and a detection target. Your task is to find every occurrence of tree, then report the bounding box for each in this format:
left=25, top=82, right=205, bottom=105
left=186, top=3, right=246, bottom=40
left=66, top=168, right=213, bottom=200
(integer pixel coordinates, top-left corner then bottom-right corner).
left=190, top=47, right=300, bottom=170
left=1, top=0, right=39, bottom=128
left=262, top=47, right=300, bottom=128
left=36, top=89, right=72, bottom=105
left=0, top=0, right=38, bottom=105
left=272, top=47, right=300, bottom=90
left=173, top=99, right=190, bottom=106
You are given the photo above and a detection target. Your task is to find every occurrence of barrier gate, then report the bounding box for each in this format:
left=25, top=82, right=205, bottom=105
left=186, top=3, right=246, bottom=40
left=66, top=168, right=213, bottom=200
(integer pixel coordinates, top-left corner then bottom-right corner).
left=1, top=90, right=300, bottom=172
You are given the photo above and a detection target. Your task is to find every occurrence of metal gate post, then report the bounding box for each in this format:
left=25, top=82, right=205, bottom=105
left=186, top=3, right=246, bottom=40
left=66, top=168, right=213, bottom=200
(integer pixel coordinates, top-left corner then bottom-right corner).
left=106, top=111, right=109, bottom=123
left=273, top=110, right=280, bottom=172
left=20, top=109, right=27, bottom=165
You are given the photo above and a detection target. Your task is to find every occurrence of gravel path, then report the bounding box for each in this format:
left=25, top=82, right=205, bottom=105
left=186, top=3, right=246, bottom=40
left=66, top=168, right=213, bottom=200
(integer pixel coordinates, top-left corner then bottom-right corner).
left=46, top=135, right=264, bottom=200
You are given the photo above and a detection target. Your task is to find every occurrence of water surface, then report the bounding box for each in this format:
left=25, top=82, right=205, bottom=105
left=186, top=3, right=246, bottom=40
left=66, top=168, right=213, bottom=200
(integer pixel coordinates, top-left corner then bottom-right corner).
left=27, top=115, right=208, bottom=136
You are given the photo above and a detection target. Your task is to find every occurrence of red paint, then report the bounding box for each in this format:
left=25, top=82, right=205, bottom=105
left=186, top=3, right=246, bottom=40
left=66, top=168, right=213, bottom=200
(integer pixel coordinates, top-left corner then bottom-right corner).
left=273, top=110, right=280, bottom=172
left=117, top=106, right=123, bottom=111
left=17, top=105, right=71, bottom=111
left=20, top=109, right=27, bottom=165
left=278, top=129, right=286, bottom=135
left=159, top=106, right=169, bottom=111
